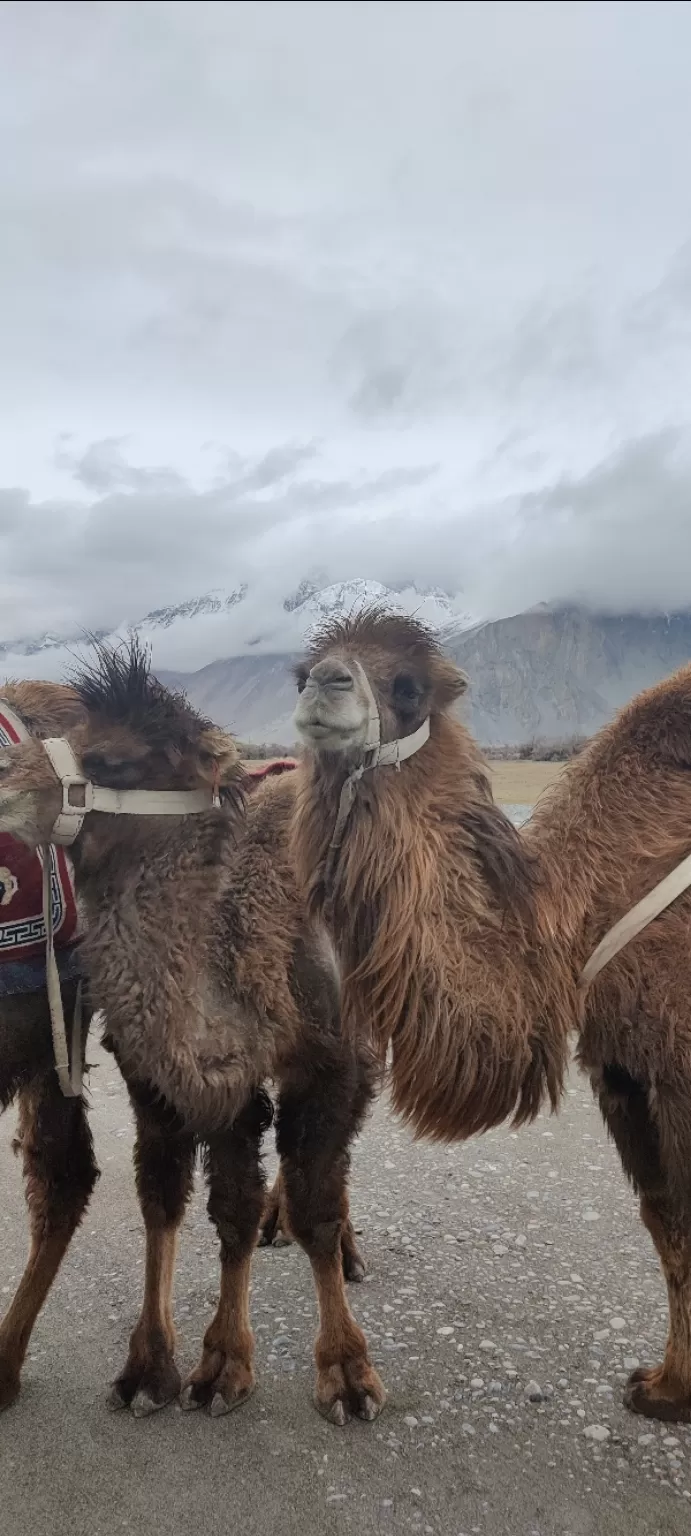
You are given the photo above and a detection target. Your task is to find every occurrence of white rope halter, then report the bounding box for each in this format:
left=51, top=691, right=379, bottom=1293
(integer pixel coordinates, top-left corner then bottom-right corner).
left=0, top=703, right=221, bottom=1097
left=328, top=661, right=431, bottom=851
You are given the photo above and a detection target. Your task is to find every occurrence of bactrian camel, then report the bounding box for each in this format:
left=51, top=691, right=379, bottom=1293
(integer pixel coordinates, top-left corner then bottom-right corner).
left=291, top=606, right=691, bottom=1425
left=0, top=655, right=381, bottom=1423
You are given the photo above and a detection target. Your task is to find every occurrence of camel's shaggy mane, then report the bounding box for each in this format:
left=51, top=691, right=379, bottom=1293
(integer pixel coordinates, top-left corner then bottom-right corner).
left=71, top=637, right=213, bottom=750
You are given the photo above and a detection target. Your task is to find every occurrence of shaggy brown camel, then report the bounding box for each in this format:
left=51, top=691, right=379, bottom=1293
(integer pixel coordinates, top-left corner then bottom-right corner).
left=0, top=653, right=382, bottom=1424
left=291, top=606, right=691, bottom=1425
left=0, top=683, right=98, bottom=1412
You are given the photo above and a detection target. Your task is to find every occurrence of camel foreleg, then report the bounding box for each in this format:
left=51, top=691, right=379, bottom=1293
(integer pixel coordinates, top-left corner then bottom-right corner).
left=108, top=1095, right=195, bottom=1417
left=625, top=1194, right=691, bottom=1422
left=275, top=1059, right=385, bottom=1426
left=590, top=1057, right=691, bottom=1422
left=180, top=1091, right=270, bottom=1416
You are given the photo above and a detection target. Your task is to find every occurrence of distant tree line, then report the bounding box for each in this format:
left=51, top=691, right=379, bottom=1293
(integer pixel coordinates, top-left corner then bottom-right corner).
left=240, top=735, right=589, bottom=763
left=483, top=735, right=589, bottom=762
left=237, top=740, right=297, bottom=760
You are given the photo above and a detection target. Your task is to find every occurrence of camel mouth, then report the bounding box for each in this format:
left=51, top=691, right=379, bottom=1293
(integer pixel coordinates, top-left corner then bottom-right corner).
left=294, top=712, right=364, bottom=752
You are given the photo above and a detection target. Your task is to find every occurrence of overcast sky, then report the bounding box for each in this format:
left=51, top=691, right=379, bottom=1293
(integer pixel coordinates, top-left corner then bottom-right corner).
left=3, top=0, right=691, bottom=656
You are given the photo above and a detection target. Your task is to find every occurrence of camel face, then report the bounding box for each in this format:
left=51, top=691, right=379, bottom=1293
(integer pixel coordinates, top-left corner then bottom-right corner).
left=294, top=656, right=377, bottom=755
left=0, top=643, right=242, bottom=848
left=294, top=609, right=468, bottom=756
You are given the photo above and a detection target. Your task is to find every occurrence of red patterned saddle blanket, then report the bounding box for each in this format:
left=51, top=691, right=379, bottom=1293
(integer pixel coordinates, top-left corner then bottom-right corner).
left=0, top=705, right=81, bottom=967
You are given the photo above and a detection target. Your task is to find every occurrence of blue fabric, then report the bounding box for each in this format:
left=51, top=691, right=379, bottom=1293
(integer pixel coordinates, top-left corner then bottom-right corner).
left=0, top=943, right=83, bottom=997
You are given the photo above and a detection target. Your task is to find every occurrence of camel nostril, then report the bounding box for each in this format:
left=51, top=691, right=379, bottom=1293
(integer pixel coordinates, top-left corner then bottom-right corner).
left=309, top=660, right=355, bottom=691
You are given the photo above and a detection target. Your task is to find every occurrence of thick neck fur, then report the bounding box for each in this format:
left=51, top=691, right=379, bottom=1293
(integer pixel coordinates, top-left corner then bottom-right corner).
left=292, top=714, right=575, bottom=1142
left=70, top=809, right=259, bottom=1128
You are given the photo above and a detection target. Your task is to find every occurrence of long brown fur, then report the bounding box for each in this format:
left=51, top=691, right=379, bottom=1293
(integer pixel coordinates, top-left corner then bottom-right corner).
left=291, top=606, right=691, bottom=1421
left=294, top=620, right=572, bottom=1142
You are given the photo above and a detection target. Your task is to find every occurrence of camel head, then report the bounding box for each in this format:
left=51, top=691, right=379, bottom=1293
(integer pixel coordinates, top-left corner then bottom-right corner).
left=0, top=641, right=241, bottom=846
left=294, top=606, right=467, bottom=759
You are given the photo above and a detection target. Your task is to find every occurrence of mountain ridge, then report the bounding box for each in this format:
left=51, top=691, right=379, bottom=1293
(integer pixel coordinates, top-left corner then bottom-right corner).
left=1, top=579, right=690, bottom=747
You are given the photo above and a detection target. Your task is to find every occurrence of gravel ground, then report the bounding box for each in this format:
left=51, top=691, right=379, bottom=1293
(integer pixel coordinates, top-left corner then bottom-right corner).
left=1, top=805, right=688, bottom=1535
left=1, top=1039, right=690, bottom=1536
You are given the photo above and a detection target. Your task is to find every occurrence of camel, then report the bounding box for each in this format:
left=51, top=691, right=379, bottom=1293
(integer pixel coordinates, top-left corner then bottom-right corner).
left=0, top=683, right=99, bottom=1412
left=290, top=606, right=691, bottom=1425
left=0, top=654, right=382, bottom=1424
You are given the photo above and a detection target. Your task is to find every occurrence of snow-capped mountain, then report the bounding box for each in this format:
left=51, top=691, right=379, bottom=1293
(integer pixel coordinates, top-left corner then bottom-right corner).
left=2, top=583, right=690, bottom=749
left=0, top=578, right=481, bottom=674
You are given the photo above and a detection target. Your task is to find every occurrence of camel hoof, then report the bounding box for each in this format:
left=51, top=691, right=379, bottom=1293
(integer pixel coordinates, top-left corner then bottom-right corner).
left=344, top=1257, right=366, bottom=1284
left=209, top=1384, right=254, bottom=1418
left=320, top=1396, right=349, bottom=1427
left=106, top=1382, right=129, bottom=1412
left=179, top=1384, right=203, bottom=1412
left=0, top=1364, right=20, bottom=1413
left=358, top=1392, right=382, bottom=1422
left=131, top=1389, right=165, bottom=1419
left=624, top=1365, right=691, bottom=1424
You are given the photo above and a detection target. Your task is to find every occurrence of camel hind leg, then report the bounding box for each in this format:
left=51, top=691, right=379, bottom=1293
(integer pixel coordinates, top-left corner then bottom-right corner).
left=259, top=1166, right=367, bottom=1282
left=0, top=1067, right=98, bottom=1411
left=592, top=1059, right=691, bottom=1422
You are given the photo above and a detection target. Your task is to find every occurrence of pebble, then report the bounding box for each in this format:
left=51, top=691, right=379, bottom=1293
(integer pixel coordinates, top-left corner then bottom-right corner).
left=404, top=1415, right=418, bottom=1429
left=470, top=1377, right=484, bottom=1390
left=479, top=1339, right=497, bottom=1352
left=436, top=1326, right=454, bottom=1336
left=609, top=1316, right=626, bottom=1331
left=525, top=1380, right=544, bottom=1402
left=582, top=1209, right=600, bottom=1222
left=584, top=1424, right=611, bottom=1443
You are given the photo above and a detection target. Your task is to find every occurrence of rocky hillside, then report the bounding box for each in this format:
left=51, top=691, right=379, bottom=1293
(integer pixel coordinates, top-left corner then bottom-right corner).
left=159, top=605, right=691, bottom=746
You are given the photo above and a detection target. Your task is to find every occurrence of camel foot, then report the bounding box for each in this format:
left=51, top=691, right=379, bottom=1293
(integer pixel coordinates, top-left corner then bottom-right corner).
left=314, top=1357, right=386, bottom=1426
left=180, top=1351, right=255, bottom=1416
left=624, top=1364, right=691, bottom=1423
left=342, top=1246, right=367, bottom=1284
left=107, top=1354, right=181, bottom=1417
left=0, top=1359, right=20, bottom=1413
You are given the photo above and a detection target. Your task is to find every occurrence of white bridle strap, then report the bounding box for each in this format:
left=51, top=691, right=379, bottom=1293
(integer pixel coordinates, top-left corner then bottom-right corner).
left=580, top=849, right=691, bottom=990
left=41, top=846, right=83, bottom=1097
left=41, top=736, right=218, bottom=847
left=329, top=662, right=431, bottom=852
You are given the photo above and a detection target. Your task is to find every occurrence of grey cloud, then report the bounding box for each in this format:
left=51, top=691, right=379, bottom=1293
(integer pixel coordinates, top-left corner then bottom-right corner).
left=2, top=1, right=691, bottom=634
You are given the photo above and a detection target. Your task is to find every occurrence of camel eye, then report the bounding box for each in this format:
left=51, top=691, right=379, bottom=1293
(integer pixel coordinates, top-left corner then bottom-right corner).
left=294, top=667, right=308, bottom=695
left=392, top=673, right=421, bottom=705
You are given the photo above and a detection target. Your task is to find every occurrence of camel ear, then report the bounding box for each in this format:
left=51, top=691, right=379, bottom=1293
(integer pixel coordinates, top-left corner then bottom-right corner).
left=434, top=660, right=468, bottom=712
left=197, top=725, right=239, bottom=785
